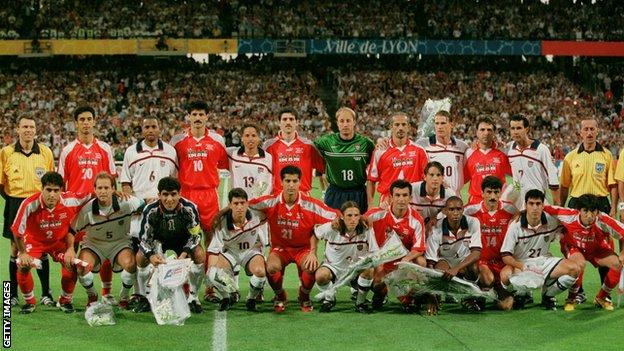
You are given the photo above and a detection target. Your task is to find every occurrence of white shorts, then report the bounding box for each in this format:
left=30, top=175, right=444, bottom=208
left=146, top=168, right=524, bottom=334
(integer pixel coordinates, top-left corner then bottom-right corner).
left=438, top=256, right=464, bottom=269
left=524, top=256, right=563, bottom=282
left=81, top=237, right=133, bottom=273
left=320, top=262, right=350, bottom=283
left=130, top=214, right=142, bottom=239
left=220, top=247, right=263, bottom=276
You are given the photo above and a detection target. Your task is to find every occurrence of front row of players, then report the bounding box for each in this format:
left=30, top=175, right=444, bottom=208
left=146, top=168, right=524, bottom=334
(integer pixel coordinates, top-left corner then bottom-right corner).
left=12, top=167, right=624, bottom=315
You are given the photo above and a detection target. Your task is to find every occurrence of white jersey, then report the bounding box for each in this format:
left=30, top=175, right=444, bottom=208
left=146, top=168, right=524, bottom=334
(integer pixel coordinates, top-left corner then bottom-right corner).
left=207, top=210, right=264, bottom=256
left=426, top=215, right=482, bottom=265
left=500, top=212, right=562, bottom=260
left=410, top=181, right=457, bottom=222
left=120, top=139, right=178, bottom=199
left=226, top=146, right=272, bottom=199
left=506, top=140, right=559, bottom=207
left=72, top=195, right=144, bottom=243
left=416, top=136, right=469, bottom=194
left=314, top=222, right=379, bottom=268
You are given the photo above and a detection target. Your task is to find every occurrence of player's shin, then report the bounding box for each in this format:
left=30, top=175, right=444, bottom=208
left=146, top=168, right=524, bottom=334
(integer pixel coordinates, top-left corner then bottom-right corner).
left=316, top=281, right=335, bottom=301
left=188, top=263, right=204, bottom=299
left=59, top=266, right=77, bottom=303
left=136, top=265, right=151, bottom=296
left=16, top=269, right=36, bottom=304
left=9, top=256, right=18, bottom=299
left=120, top=270, right=136, bottom=300
left=36, top=254, right=52, bottom=297
left=268, top=270, right=285, bottom=298
left=247, top=275, right=266, bottom=300
left=299, top=271, right=315, bottom=302
left=567, top=270, right=583, bottom=299
left=100, top=260, right=113, bottom=296
left=356, top=276, right=373, bottom=305
left=78, top=272, right=98, bottom=296
left=597, top=268, right=622, bottom=299
left=544, top=275, right=577, bottom=298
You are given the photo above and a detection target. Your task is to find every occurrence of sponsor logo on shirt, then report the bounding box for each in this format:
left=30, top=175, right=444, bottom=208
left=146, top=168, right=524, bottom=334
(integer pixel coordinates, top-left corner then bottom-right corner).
left=392, top=158, right=414, bottom=168
left=187, top=150, right=208, bottom=159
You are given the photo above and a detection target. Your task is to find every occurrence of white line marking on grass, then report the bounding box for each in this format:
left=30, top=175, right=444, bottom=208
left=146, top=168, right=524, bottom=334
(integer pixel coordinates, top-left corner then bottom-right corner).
left=212, top=310, right=228, bottom=351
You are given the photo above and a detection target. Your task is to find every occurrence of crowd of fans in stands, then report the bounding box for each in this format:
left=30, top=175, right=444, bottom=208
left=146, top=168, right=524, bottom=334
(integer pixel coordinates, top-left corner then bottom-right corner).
left=1, top=0, right=622, bottom=40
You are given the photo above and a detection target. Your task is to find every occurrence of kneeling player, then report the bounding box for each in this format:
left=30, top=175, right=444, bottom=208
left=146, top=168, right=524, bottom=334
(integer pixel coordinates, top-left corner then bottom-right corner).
left=134, top=177, right=206, bottom=314
left=11, top=172, right=90, bottom=314
left=207, top=188, right=267, bottom=312
left=367, top=180, right=427, bottom=313
left=72, top=173, right=144, bottom=309
left=315, top=201, right=379, bottom=313
left=542, top=195, right=624, bottom=311
left=425, top=196, right=482, bottom=314
left=499, top=190, right=580, bottom=311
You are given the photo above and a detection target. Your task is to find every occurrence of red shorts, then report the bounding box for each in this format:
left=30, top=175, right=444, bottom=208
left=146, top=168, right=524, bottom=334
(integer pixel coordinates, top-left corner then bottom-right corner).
left=183, top=188, right=219, bottom=230
left=270, top=246, right=311, bottom=270
left=25, top=241, right=67, bottom=261
left=478, top=258, right=505, bottom=280
left=565, top=244, right=616, bottom=268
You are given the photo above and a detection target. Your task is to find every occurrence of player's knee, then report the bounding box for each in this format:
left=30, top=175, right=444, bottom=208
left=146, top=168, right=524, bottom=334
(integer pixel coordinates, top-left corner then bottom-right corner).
left=479, top=269, right=494, bottom=287
left=192, top=247, right=206, bottom=263
left=250, top=264, right=265, bottom=278
left=360, top=268, right=374, bottom=280
left=266, top=262, right=281, bottom=275
left=315, top=268, right=331, bottom=284
left=415, top=256, right=426, bottom=267
left=566, top=261, right=581, bottom=277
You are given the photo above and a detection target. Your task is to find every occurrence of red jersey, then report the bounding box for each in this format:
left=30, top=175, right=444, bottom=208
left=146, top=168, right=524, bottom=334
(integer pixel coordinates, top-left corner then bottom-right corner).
left=367, top=140, right=429, bottom=197
left=249, top=192, right=338, bottom=249
left=58, top=139, right=116, bottom=194
left=11, top=191, right=89, bottom=248
left=464, top=201, right=517, bottom=261
left=263, top=132, right=324, bottom=194
left=464, top=146, right=511, bottom=204
left=543, top=205, right=624, bottom=252
left=366, top=206, right=426, bottom=252
left=170, top=129, right=228, bottom=191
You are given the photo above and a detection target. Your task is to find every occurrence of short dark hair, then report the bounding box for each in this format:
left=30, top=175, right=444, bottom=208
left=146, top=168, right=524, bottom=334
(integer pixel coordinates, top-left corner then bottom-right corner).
left=17, top=116, right=35, bottom=126
left=574, top=194, right=600, bottom=211
left=390, top=179, right=412, bottom=196
left=434, top=110, right=452, bottom=122
left=424, top=161, right=444, bottom=175
left=241, top=123, right=259, bottom=135
left=510, top=114, right=530, bottom=128
left=481, top=176, right=503, bottom=191
left=476, top=115, right=496, bottom=131
left=445, top=196, right=463, bottom=207
left=41, top=171, right=64, bottom=188
left=73, top=105, right=96, bottom=121
left=280, top=165, right=301, bottom=180
left=228, top=188, right=248, bottom=202
left=94, top=172, right=115, bottom=188
left=188, top=101, right=209, bottom=114
left=525, top=189, right=545, bottom=203
left=278, top=107, right=298, bottom=121
left=158, top=176, right=181, bottom=192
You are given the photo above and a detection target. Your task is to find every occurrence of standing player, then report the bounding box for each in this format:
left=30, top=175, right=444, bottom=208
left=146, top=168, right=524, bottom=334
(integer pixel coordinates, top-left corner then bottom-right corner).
left=11, top=172, right=90, bottom=314
left=206, top=188, right=267, bottom=312
left=464, top=176, right=517, bottom=309
left=366, top=179, right=427, bottom=313
left=314, top=201, right=379, bottom=313
left=121, top=116, right=178, bottom=247
left=559, top=118, right=618, bottom=303
left=542, top=195, right=624, bottom=311
left=507, top=114, right=560, bottom=207
left=499, top=190, right=579, bottom=311
left=263, top=107, right=325, bottom=195
left=415, top=110, right=469, bottom=194
left=367, top=112, right=428, bottom=209
left=72, top=173, right=144, bottom=309
left=133, top=177, right=206, bottom=314
left=464, top=116, right=512, bottom=205
left=58, top=105, right=117, bottom=302
left=314, top=107, right=374, bottom=212
left=425, top=196, right=482, bottom=314
left=1, top=117, right=55, bottom=307
left=410, top=161, right=456, bottom=225
left=249, top=166, right=339, bottom=313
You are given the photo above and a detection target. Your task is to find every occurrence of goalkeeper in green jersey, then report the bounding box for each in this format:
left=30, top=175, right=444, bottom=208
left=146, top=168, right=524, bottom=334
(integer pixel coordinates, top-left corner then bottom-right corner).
left=314, top=107, right=374, bottom=212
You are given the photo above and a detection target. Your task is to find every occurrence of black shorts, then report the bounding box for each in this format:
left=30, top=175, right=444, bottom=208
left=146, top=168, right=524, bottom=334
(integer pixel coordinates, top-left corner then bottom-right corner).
left=3, top=196, right=25, bottom=240
left=324, top=184, right=367, bottom=213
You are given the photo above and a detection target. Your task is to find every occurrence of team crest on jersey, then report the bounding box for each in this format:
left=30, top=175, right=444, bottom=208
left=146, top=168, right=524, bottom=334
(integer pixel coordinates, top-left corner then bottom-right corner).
left=357, top=244, right=364, bottom=250
left=493, top=157, right=500, bottom=163
left=527, top=161, right=534, bottom=168
left=595, top=163, right=605, bottom=173
left=258, top=167, right=264, bottom=173
left=59, top=213, right=67, bottom=219
left=35, top=167, right=46, bottom=179
left=355, top=144, right=361, bottom=151
left=118, top=220, right=125, bottom=225
left=455, top=156, right=460, bottom=162
left=160, top=160, right=166, bottom=167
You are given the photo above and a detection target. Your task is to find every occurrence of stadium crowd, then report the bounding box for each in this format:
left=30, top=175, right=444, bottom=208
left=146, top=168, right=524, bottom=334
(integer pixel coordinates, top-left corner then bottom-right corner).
left=1, top=0, right=623, bottom=40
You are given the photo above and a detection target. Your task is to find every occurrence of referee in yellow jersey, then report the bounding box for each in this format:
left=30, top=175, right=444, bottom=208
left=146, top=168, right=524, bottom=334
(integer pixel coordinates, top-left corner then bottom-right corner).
left=0, top=117, right=54, bottom=307
left=616, top=148, right=624, bottom=221
left=559, top=118, right=619, bottom=304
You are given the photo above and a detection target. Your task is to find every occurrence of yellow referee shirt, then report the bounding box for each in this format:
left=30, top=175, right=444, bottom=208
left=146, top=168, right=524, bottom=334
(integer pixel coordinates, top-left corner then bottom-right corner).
left=615, top=148, right=624, bottom=183
left=560, top=143, right=615, bottom=198
left=0, top=142, right=54, bottom=198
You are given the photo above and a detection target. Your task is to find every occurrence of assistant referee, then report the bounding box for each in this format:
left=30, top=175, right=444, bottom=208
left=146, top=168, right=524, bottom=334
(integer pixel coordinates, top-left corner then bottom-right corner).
left=0, top=117, right=54, bottom=306
left=314, top=107, right=374, bottom=212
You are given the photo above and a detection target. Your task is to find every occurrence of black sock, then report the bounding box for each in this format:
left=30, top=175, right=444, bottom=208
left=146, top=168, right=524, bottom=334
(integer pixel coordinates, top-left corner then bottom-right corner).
left=9, top=256, right=18, bottom=298
left=36, top=255, right=51, bottom=297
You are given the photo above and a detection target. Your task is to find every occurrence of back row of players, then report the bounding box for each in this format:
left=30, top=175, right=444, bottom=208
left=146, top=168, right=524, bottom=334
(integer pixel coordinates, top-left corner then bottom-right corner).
left=5, top=102, right=624, bottom=314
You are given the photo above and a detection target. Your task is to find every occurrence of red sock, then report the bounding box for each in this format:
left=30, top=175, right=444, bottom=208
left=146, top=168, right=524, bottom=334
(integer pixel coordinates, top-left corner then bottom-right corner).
left=568, top=270, right=583, bottom=299
left=268, top=270, right=284, bottom=296
left=100, top=260, right=112, bottom=295
left=298, top=271, right=315, bottom=301
left=60, top=266, right=77, bottom=303
left=598, top=268, right=621, bottom=299
left=16, top=269, right=36, bottom=304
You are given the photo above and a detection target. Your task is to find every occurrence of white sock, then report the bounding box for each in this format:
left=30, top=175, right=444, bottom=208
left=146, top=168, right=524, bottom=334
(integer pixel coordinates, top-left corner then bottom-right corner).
left=136, top=265, right=150, bottom=296
left=188, top=263, right=204, bottom=298
left=78, top=272, right=97, bottom=295
left=356, top=276, right=372, bottom=305
left=544, top=275, right=577, bottom=298
left=247, top=275, right=266, bottom=299
left=120, top=270, right=135, bottom=299
left=317, top=281, right=335, bottom=301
